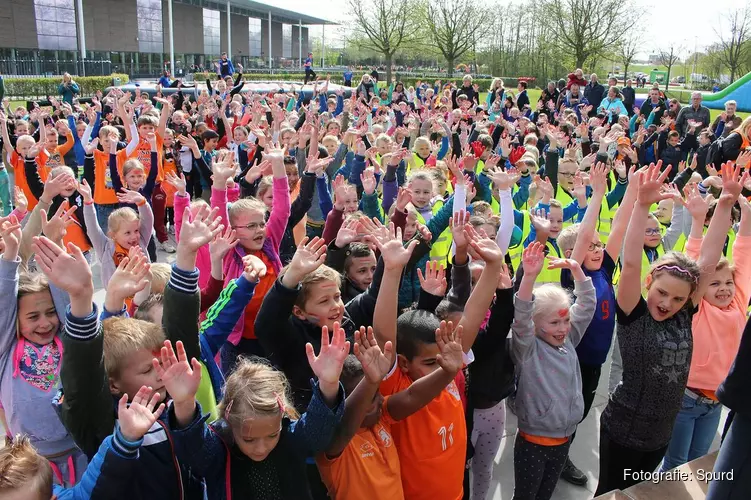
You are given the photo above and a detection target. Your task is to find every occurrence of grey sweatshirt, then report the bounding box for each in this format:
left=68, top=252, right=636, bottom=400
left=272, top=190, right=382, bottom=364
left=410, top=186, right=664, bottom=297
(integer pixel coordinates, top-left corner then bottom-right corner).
left=0, top=256, right=74, bottom=456
left=83, top=201, right=154, bottom=287
left=511, top=278, right=596, bottom=438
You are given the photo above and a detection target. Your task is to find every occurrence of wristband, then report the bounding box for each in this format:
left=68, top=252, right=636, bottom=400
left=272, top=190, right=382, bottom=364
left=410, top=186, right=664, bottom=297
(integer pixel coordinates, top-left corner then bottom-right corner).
left=84, top=200, right=94, bottom=206
left=136, top=199, right=146, bottom=207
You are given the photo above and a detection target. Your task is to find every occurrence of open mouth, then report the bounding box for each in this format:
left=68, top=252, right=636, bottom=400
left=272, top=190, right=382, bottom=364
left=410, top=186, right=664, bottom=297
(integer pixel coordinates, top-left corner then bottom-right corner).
left=553, top=334, right=566, bottom=343
left=656, top=306, right=670, bottom=316
left=715, top=294, right=731, bottom=301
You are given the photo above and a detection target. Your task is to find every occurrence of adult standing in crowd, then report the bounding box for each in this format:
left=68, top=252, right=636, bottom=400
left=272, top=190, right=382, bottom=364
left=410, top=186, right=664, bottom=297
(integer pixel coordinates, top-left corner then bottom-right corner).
left=58, top=72, right=80, bottom=105
left=584, top=73, right=605, bottom=117
left=622, top=79, right=636, bottom=116
left=675, top=91, right=711, bottom=137
left=516, top=81, right=530, bottom=111
left=304, top=52, right=317, bottom=84
left=216, top=52, right=234, bottom=79
left=711, top=100, right=743, bottom=138
left=640, top=88, right=666, bottom=123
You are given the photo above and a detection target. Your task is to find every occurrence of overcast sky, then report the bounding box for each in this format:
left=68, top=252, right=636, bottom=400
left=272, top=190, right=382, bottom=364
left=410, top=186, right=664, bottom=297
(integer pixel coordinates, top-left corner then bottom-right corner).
left=262, top=0, right=744, bottom=61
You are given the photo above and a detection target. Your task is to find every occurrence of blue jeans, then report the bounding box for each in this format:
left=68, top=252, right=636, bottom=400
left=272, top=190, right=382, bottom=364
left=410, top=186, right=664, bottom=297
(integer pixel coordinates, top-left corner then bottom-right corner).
left=660, top=392, right=723, bottom=471
left=706, top=412, right=751, bottom=500
left=95, top=203, right=118, bottom=235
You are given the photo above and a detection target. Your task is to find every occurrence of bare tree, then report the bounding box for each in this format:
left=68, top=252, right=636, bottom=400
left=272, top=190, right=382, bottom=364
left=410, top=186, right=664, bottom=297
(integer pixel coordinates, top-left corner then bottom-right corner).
left=543, top=0, right=636, bottom=69
left=716, top=7, right=751, bottom=82
left=348, top=0, right=417, bottom=82
left=619, top=36, right=639, bottom=80
left=424, top=0, right=487, bottom=76
left=657, top=44, right=682, bottom=92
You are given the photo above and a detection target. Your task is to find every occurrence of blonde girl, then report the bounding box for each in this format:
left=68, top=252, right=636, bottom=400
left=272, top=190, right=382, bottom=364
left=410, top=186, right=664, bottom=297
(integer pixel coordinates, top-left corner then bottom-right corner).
left=595, top=162, right=743, bottom=495
left=161, top=325, right=347, bottom=500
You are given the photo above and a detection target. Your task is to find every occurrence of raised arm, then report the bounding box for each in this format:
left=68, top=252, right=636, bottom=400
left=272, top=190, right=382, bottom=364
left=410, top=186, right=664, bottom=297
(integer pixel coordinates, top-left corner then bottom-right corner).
left=570, top=163, right=607, bottom=263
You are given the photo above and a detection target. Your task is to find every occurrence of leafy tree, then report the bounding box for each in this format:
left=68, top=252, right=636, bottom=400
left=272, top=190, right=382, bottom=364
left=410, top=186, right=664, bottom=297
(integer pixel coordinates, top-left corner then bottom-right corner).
left=716, top=7, right=751, bottom=81
left=423, top=0, right=487, bottom=76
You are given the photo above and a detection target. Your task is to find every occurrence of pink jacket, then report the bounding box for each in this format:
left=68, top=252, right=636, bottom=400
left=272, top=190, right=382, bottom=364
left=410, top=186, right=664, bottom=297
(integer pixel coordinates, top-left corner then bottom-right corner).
left=686, top=234, right=751, bottom=391
left=224, top=176, right=291, bottom=345
left=174, top=187, right=231, bottom=289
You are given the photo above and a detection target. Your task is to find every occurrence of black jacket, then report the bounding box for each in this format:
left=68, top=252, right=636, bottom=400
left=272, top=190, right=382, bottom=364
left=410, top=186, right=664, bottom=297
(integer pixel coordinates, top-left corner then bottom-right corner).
left=279, top=172, right=316, bottom=265
left=584, top=82, right=606, bottom=116
left=622, top=86, right=636, bottom=115
left=640, top=98, right=666, bottom=124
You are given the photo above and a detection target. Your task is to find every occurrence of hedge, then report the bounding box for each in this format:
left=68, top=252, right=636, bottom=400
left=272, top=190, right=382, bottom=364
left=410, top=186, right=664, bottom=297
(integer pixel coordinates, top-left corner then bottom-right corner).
left=194, top=72, right=525, bottom=92
left=4, top=74, right=130, bottom=100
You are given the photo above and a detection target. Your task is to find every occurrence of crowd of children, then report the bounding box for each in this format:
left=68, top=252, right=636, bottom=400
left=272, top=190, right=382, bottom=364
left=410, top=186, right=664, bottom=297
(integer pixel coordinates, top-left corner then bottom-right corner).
left=0, top=68, right=750, bottom=500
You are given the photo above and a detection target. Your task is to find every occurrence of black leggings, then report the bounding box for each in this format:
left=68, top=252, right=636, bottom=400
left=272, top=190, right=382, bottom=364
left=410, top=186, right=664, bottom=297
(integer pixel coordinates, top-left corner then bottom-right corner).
left=594, top=430, right=668, bottom=496
left=513, top=434, right=571, bottom=500
left=304, top=68, right=317, bottom=84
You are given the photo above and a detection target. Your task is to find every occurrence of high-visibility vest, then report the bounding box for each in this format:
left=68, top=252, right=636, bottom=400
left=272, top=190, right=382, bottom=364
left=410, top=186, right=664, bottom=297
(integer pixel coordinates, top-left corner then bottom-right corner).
left=555, top=187, right=577, bottom=228
left=537, top=240, right=563, bottom=285
left=416, top=199, right=452, bottom=267
left=725, top=229, right=736, bottom=264
left=597, top=171, right=620, bottom=244
left=613, top=244, right=663, bottom=288
left=508, top=211, right=561, bottom=285
left=509, top=211, right=532, bottom=273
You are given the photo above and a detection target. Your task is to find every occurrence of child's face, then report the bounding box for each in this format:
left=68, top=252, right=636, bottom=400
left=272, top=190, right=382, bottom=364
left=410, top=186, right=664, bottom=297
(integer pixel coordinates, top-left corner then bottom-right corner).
left=231, top=414, right=283, bottom=462
left=45, top=130, right=58, bottom=150
left=138, top=123, right=155, bottom=138
left=163, top=133, right=174, bottom=148
left=323, top=139, right=338, bottom=157
left=342, top=188, right=359, bottom=214
left=18, top=290, right=59, bottom=345
left=548, top=206, right=563, bottom=238
left=59, top=174, right=77, bottom=197
left=397, top=341, right=441, bottom=380
left=558, top=164, right=577, bottom=191
left=112, top=219, right=141, bottom=249
left=15, top=122, right=29, bottom=136
left=410, top=179, right=433, bottom=208
left=260, top=188, right=274, bottom=210
left=646, top=273, right=692, bottom=321
left=110, top=348, right=166, bottom=402
left=76, top=122, right=87, bottom=138
left=327, top=122, right=341, bottom=137
left=699, top=133, right=711, bottom=146
left=233, top=209, right=267, bottom=251
left=644, top=217, right=662, bottom=248
left=655, top=199, right=674, bottom=225
left=668, top=136, right=679, bottom=147
left=125, top=168, right=146, bottom=190
left=376, top=139, right=391, bottom=155
left=294, top=279, right=345, bottom=333
left=582, top=234, right=605, bottom=271
left=403, top=213, right=418, bottom=241
left=285, top=164, right=299, bottom=191
left=416, top=142, right=430, bottom=158
left=233, top=127, right=248, bottom=143
left=280, top=130, right=294, bottom=147
left=205, top=138, right=218, bottom=151
left=537, top=308, right=571, bottom=347
left=478, top=223, right=497, bottom=242
left=346, top=253, right=377, bottom=290
left=704, top=266, right=735, bottom=309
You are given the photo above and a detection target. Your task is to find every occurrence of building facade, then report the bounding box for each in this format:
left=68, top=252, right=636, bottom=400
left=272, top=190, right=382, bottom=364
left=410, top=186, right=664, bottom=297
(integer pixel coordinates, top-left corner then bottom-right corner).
left=0, top=0, right=328, bottom=76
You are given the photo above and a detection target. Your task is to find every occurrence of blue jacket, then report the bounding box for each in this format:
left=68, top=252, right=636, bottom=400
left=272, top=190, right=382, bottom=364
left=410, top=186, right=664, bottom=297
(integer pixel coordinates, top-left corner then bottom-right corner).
left=169, top=384, right=345, bottom=500
left=69, top=113, right=101, bottom=167
left=217, top=58, right=235, bottom=78
left=54, top=426, right=142, bottom=500
left=58, top=81, right=80, bottom=105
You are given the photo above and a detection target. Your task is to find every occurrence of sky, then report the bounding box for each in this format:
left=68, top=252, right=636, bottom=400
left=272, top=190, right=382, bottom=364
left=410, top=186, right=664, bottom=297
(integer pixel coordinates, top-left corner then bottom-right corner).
left=260, top=0, right=744, bottom=61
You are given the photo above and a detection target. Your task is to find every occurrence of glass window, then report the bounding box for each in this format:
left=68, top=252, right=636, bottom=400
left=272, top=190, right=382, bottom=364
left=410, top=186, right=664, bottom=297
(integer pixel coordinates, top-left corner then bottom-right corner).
left=203, top=8, right=220, bottom=56
left=282, top=24, right=292, bottom=59
left=35, top=0, right=77, bottom=51
left=136, top=0, right=163, bottom=53
left=248, top=18, right=262, bottom=57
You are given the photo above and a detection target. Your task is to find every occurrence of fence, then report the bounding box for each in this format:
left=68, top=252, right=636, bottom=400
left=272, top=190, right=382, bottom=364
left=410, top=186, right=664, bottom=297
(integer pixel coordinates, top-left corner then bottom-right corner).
left=0, top=59, right=112, bottom=77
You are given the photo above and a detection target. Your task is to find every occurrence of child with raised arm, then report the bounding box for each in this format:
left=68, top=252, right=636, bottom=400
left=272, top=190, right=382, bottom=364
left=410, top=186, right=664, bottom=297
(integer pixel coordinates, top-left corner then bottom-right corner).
left=0, top=216, right=87, bottom=487
left=79, top=177, right=154, bottom=287
left=163, top=324, right=346, bottom=499
left=595, top=162, right=742, bottom=495
left=0, top=385, right=164, bottom=499
left=511, top=241, right=596, bottom=500
left=371, top=222, right=503, bottom=500
left=660, top=184, right=751, bottom=471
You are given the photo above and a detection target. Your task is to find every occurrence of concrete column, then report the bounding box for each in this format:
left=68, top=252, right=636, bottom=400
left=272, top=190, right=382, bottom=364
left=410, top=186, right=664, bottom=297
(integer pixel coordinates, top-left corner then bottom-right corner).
left=76, top=0, right=86, bottom=75
left=268, top=11, right=272, bottom=68
left=226, top=0, right=232, bottom=57
left=322, top=24, right=325, bottom=69
left=299, top=19, right=302, bottom=68
left=168, top=0, right=175, bottom=76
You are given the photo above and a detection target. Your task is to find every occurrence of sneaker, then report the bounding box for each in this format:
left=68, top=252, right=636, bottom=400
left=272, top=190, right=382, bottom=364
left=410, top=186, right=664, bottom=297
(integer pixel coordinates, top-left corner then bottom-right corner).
left=167, top=224, right=175, bottom=235
left=159, top=241, right=176, bottom=253
left=560, top=457, right=588, bottom=486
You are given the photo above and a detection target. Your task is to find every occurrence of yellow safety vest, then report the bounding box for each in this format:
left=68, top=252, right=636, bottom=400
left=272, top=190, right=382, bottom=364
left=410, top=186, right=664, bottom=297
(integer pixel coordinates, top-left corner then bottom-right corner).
left=509, top=211, right=531, bottom=273
left=507, top=211, right=561, bottom=285
left=555, top=187, right=577, bottom=229
left=415, top=200, right=452, bottom=267
left=597, top=172, right=619, bottom=244
left=725, top=229, right=736, bottom=265
left=613, top=244, right=663, bottom=288
left=537, top=240, right=563, bottom=285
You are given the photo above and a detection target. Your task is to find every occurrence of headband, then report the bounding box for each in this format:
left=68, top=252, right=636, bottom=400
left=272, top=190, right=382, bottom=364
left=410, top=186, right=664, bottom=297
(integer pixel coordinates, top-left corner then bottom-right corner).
left=653, top=264, right=698, bottom=283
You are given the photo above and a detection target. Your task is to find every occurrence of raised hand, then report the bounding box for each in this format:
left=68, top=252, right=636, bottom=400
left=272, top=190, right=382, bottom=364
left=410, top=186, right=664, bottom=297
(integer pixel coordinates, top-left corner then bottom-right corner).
left=152, top=340, right=202, bottom=405
left=84, top=137, right=100, bottom=156
left=435, top=321, right=464, bottom=374
left=719, top=161, right=746, bottom=203
left=209, top=225, right=238, bottom=262
left=417, top=260, right=447, bottom=296
left=286, top=236, right=327, bottom=281
left=211, top=150, right=237, bottom=187
left=395, top=186, right=413, bottom=212
left=373, top=222, right=418, bottom=271
left=13, top=187, right=28, bottom=213
left=450, top=210, right=471, bottom=249
left=590, top=162, right=608, bottom=196
left=306, top=322, right=350, bottom=400
left=489, top=166, right=515, bottom=191
left=521, top=241, right=546, bottom=277
left=736, top=151, right=751, bottom=170
left=31, top=237, right=93, bottom=297
left=106, top=254, right=150, bottom=306
left=117, top=188, right=147, bottom=207
left=241, top=253, right=267, bottom=283
left=178, top=204, right=223, bottom=253
left=77, top=179, right=93, bottom=203
left=572, top=172, right=587, bottom=199
left=41, top=172, right=76, bottom=204
left=684, top=183, right=709, bottom=220
left=636, top=161, right=671, bottom=206
left=661, top=183, right=684, bottom=206
left=165, top=171, right=187, bottom=196
left=40, top=202, right=77, bottom=243
left=335, top=218, right=360, bottom=248
left=464, top=223, right=503, bottom=264
left=360, top=168, right=377, bottom=195
left=497, top=263, right=513, bottom=289
left=117, top=386, right=166, bottom=442
left=353, top=326, right=394, bottom=383
left=1, top=215, right=22, bottom=261
left=547, top=257, right=584, bottom=281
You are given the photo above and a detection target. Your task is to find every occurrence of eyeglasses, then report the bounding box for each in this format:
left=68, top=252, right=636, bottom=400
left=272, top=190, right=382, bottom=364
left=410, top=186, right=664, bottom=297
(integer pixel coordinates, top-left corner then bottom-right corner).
left=233, top=221, right=266, bottom=231
left=645, top=228, right=662, bottom=236
left=588, top=242, right=604, bottom=251
left=559, top=172, right=576, bottom=178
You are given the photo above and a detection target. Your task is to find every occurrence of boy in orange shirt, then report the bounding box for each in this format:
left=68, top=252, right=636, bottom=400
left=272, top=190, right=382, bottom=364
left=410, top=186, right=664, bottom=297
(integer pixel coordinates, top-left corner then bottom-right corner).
left=37, top=121, right=74, bottom=173
left=370, top=223, right=503, bottom=500
left=0, top=113, right=38, bottom=210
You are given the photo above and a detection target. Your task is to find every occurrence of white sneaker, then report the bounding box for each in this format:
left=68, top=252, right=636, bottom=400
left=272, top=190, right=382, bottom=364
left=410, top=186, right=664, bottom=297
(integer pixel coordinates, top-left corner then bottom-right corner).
left=159, top=241, right=176, bottom=253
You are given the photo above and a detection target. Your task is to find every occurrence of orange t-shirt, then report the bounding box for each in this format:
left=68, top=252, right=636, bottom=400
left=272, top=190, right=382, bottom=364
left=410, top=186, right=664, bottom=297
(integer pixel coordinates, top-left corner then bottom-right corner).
left=162, top=156, right=178, bottom=208
left=93, top=149, right=124, bottom=205
left=242, top=251, right=277, bottom=339
left=317, top=418, right=404, bottom=500
left=129, top=135, right=164, bottom=183
left=113, top=242, right=129, bottom=267
left=379, top=366, right=466, bottom=500
left=63, top=216, right=92, bottom=254
left=39, top=133, right=74, bottom=170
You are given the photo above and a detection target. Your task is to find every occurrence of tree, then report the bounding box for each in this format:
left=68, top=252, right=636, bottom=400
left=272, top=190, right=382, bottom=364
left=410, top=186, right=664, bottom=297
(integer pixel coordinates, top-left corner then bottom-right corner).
left=619, top=36, right=639, bottom=80
left=348, top=0, right=417, bottom=82
left=423, top=0, right=487, bottom=77
left=657, top=44, right=682, bottom=92
left=543, top=0, right=637, bottom=69
left=716, top=7, right=751, bottom=82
